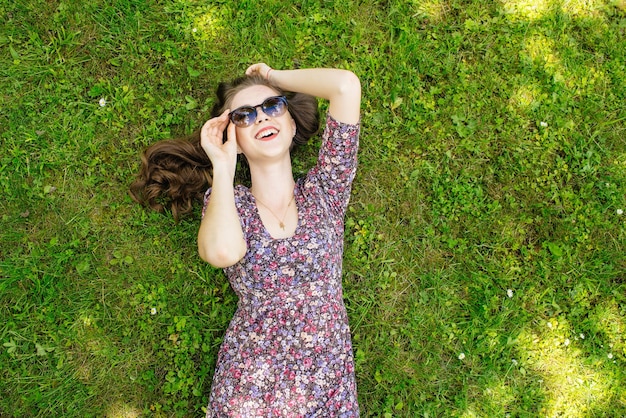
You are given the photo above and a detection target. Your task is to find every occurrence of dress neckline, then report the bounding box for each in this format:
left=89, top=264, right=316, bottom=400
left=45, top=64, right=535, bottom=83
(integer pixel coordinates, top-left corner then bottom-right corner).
left=248, top=182, right=301, bottom=241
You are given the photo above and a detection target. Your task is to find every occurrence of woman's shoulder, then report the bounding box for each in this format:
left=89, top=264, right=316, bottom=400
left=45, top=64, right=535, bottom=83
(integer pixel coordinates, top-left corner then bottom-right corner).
left=322, top=113, right=360, bottom=143
left=233, top=185, right=255, bottom=223
left=233, top=184, right=250, bottom=193
left=324, top=112, right=361, bottom=130
left=233, top=184, right=253, bottom=203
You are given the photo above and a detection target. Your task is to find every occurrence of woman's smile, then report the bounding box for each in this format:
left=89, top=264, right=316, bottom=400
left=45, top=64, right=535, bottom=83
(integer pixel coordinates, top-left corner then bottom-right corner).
left=255, top=126, right=279, bottom=141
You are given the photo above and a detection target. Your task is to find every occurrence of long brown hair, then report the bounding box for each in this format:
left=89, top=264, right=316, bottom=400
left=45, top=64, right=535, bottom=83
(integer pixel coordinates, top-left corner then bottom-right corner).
left=129, top=74, right=320, bottom=220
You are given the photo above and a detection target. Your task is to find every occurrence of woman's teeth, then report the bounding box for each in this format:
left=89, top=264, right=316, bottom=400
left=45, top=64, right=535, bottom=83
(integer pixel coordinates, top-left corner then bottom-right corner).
left=256, top=128, right=278, bottom=139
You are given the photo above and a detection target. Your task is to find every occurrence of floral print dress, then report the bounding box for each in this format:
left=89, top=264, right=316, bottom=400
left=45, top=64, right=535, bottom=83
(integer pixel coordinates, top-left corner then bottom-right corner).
left=203, top=114, right=360, bottom=417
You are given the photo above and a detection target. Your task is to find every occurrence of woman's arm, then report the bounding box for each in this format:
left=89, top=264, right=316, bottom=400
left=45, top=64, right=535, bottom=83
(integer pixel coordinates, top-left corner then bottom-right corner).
left=246, top=64, right=361, bottom=125
left=197, top=111, right=247, bottom=268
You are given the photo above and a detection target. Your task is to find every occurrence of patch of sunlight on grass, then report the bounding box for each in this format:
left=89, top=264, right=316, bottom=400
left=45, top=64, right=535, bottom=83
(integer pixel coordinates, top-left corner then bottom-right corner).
left=523, top=33, right=564, bottom=82
left=411, top=0, right=450, bottom=22
left=502, top=0, right=611, bottom=20
left=479, top=378, right=515, bottom=414
left=561, top=0, right=608, bottom=17
left=501, top=0, right=551, bottom=20
left=460, top=409, right=480, bottom=418
left=461, top=378, right=515, bottom=417
left=105, top=402, right=141, bottom=418
left=524, top=34, right=559, bottom=66
left=171, top=0, right=229, bottom=42
left=191, top=6, right=226, bottom=41
left=566, top=65, right=610, bottom=93
left=590, top=299, right=625, bottom=357
left=508, top=82, right=545, bottom=111
left=517, top=318, right=612, bottom=416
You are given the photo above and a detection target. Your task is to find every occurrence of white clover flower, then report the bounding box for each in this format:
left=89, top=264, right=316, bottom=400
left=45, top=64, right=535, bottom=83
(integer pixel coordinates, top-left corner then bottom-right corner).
left=507, top=289, right=514, bottom=298
left=458, top=352, right=466, bottom=360
left=580, top=333, right=585, bottom=339
left=608, top=353, right=614, bottom=359
left=511, top=359, right=518, bottom=365
left=546, top=321, right=553, bottom=329
left=99, top=97, right=107, bottom=107
left=564, top=338, right=570, bottom=346
left=540, top=121, right=548, bottom=128
left=617, top=209, right=624, bottom=216
left=192, top=27, right=198, bottom=33
left=150, top=307, right=157, bottom=315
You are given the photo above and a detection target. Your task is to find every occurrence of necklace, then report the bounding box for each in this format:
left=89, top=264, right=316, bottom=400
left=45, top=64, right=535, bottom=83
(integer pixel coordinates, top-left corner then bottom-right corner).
left=254, top=194, right=295, bottom=230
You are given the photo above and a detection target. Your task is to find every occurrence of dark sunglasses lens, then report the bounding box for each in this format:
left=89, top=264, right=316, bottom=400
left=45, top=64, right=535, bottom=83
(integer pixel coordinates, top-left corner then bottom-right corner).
left=262, top=97, right=286, bottom=117
left=229, top=97, right=287, bottom=127
left=230, top=107, right=256, bottom=127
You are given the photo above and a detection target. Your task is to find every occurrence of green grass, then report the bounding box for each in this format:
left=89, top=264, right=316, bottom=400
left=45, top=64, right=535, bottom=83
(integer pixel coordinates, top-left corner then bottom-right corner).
left=1, top=0, right=625, bottom=416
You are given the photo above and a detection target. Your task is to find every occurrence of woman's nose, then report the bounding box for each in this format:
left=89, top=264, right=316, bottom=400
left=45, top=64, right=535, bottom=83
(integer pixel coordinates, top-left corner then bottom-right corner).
left=255, top=109, right=270, bottom=123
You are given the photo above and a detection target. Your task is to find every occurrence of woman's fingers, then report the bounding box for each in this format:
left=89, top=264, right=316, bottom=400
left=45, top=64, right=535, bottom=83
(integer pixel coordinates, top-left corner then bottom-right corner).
left=201, top=110, right=229, bottom=145
left=200, top=110, right=235, bottom=160
left=245, top=63, right=271, bottom=79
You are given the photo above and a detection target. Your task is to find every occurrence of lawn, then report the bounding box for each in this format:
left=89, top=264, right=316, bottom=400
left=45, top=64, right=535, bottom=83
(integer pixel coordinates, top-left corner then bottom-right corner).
left=1, top=0, right=625, bottom=416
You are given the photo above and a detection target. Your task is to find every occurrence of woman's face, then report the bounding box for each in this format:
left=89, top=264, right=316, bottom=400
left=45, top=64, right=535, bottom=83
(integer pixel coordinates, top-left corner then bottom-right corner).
left=229, top=85, right=296, bottom=162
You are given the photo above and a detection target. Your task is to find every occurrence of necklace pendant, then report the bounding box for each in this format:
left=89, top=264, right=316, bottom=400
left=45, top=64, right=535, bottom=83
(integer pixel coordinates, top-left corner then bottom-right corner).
left=279, top=222, right=285, bottom=229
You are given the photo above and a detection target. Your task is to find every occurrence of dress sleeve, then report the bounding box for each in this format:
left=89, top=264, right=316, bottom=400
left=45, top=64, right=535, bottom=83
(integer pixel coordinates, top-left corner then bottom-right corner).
left=201, top=188, right=212, bottom=219
left=305, top=113, right=360, bottom=217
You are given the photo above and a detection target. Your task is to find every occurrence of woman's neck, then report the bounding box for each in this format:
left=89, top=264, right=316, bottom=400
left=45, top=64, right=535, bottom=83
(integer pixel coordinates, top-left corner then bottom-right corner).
left=248, top=157, right=295, bottom=203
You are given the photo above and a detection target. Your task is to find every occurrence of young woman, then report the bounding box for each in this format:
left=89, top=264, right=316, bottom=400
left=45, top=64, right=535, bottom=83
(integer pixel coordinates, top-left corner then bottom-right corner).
left=132, top=63, right=361, bottom=416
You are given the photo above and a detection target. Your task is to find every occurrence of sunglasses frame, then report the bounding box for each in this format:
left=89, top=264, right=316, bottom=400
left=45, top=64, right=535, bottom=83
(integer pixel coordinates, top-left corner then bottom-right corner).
left=229, top=96, right=288, bottom=127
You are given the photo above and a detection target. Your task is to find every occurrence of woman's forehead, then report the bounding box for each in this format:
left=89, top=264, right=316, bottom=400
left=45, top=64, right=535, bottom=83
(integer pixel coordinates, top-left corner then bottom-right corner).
left=231, top=85, right=279, bottom=108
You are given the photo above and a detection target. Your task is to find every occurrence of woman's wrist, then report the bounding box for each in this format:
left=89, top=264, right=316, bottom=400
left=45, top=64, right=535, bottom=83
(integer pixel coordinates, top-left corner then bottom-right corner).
left=209, top=160, right=237, bottom=181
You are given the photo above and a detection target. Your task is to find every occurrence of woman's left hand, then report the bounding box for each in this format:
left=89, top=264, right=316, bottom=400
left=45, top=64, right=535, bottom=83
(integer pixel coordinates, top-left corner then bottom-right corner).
left=245, top=63, right=273, bottom=80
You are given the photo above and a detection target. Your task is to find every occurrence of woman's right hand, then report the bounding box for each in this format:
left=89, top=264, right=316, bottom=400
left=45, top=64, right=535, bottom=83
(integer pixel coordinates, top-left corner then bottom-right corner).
left=200, top=109, right=238, bottom=178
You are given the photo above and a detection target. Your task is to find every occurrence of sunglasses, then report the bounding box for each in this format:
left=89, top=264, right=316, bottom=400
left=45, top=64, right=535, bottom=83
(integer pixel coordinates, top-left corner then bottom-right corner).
left=229, top=96, right=288, bottom=128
